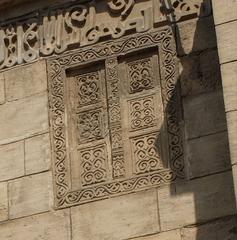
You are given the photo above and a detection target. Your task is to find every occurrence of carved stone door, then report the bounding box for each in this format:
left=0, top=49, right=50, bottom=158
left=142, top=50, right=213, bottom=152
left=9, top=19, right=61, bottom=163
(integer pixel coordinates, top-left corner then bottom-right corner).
left=48, top=27, right=184, bottom=208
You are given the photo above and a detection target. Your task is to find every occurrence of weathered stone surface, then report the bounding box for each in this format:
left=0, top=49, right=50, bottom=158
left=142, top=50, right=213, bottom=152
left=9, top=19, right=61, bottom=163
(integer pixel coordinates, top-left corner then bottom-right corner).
left=212, top=0, right=237, bottom=25
left=0, top=182, right=8, bottom=222
left=226, top=111, right=237, bottom=165
left=5, top=60, right=47, bottom=101
left=71, top=190, right=159, bottom=240
left=0, top=74, right=5, bottom=104
left=25, top=133, right=51, bottom=175
left=186, top=131, right=230, bottom=179
left=232, top=164, right=237, bottom=206
left=180, top=50, right=221, bottom=97
left=129, top=230, right=181, bottom=240
left=176, top=17, right=216, bottom=56
left=183, top=91, right=227, bottom=139
left=0, top=141, right=24, bottom=181
left=0, top=210, right=70, bottom=240
left=9, top=171, right=53, bottom=219
left=0, top=92, right=49, bottom=145
left=182, top=216, right=237, bottom=240
left=216, top=21, right=237, bottom=64
left=158, top=172, right=236, bottom=231
left=221, top=61, right=237, bottom=112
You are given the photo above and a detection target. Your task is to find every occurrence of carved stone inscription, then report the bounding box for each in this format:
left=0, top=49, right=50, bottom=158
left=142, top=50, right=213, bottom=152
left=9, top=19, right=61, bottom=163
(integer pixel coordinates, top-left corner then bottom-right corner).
left=0, top=0, right=211, bottom=70
left=48, top=28, right=184, bottom=208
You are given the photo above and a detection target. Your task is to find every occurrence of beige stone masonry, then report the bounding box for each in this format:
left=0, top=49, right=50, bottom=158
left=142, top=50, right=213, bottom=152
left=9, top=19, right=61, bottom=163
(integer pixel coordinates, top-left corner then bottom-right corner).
left=186, top=131, right=230, bottom=179
left=0, top=74, right=5, bottom=104
left=182, top=215, right=237, bottom=240
left=183, top=90, right=227, bottom=139
left=158, top=171, right=236, bottom=231
left=0, top=141, right=24, bottom=182
left=180, top=50, right=221, bottom=97
left=176, top=16, right=216, bottom=56
left=0, top=182, right=8, bottom=222
left=221, top=61, right=237, bottom=112
left=9, top=171, right=53, bottom=219
left=216, top=20, right=237, bottom=64
left=0, top=92, right=49, bottom=145
left=226, top=111, right=237, bottom=165
left=71, top=189, right=159, bottom=240
left=212, top=0, right=237, bottom=25
left=129, top=230, right=181, bottom=240
left=0, top=210, right=70, bottom=240
left=25, top=133, right=51, bottom=175
left=4, top=60, right=47, bottom=101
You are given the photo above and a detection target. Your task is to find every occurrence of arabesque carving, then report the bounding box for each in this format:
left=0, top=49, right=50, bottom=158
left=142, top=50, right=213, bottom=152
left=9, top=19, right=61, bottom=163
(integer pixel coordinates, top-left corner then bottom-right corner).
left=48, top=27, right=184, bottom=208
left=0, top=0, right=211, bottom=70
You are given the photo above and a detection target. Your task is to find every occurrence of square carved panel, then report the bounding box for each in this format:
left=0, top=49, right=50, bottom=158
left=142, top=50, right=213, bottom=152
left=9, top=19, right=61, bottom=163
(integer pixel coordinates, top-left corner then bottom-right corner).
left=47, top=27, right=184, bottom=208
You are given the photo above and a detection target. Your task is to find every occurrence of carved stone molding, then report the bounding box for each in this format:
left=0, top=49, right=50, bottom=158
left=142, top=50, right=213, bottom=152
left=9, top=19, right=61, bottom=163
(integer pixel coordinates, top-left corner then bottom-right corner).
left=48, top=27, right=184, bottom=208
left=0, top=0, right=211, bottom=70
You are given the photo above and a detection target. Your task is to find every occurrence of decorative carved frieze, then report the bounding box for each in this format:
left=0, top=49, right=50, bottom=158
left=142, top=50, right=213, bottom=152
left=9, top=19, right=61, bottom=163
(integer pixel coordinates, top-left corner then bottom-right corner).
left=48, top=27, right=184, bottom=208
left=0, top=0, right=211, bottom=70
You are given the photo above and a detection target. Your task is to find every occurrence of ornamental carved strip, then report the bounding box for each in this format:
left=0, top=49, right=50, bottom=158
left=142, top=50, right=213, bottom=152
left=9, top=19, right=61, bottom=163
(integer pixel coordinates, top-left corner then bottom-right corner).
left=48, top=27, right=184, bottom=208
left=0, top=0, right=211, bottom=70
left=105, top=58, right=126, bottom=179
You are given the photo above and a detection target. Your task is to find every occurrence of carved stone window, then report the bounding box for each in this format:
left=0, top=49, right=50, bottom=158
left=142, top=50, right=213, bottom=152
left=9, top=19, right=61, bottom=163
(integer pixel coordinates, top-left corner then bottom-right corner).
left=48, top=27, right=184, bottom=208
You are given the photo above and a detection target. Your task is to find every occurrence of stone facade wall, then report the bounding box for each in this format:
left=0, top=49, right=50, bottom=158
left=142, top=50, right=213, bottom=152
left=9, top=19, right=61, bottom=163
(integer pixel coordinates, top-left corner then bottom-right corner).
left=212, top=0, right=237, bottom=206
left=0, top=1, right=236, bottom=240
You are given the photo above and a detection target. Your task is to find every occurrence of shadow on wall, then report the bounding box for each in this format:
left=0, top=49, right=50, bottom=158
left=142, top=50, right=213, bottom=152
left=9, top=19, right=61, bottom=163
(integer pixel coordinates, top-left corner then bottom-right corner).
left=156, top=0, right=237, bottom=239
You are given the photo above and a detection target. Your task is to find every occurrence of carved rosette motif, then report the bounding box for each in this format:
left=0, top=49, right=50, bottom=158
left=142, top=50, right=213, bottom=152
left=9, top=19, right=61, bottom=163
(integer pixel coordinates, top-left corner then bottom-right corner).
left=131, top=133, right=163, bottom=174
left=77, top=109, right=104, bottom=143
left=128, top=58, right=155, bottom=93
left=80, top=144, right=108, bottom=186
left=129, top=95, right=156, bottom=131
left=76, top=71, right=101, bottom=107
left=48, top=27, right=184, bottom=208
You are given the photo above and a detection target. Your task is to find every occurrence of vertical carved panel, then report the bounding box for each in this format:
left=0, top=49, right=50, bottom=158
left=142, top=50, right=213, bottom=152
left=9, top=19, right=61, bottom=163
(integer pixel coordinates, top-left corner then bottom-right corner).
left=106, top=58, right=126, bottom=179
left=80, top=144, right=108, bottom=186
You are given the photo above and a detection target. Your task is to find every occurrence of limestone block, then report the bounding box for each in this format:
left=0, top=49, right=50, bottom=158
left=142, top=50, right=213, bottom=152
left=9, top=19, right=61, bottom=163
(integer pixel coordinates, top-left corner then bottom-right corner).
left=0, top=92, right=49, bottom=145
left=176, top=17, right=216, bottom=56
left=158, top=172, right=236, bottom=231
left=129, top=230, right=181, bottom=240
left=0, top=210, right=70, bottom=240
left=9, top=171, right=53, bottom=219
left=25, top=133, right=51, bottom=175
left=0, top=74, right=5, bottom=104
left=232, top=164, right=237, bottom=205
left=221, top=61, right=237, bottom=112
left=71, top=190, right=159, bottom=240
left=183, top=91, right=227, bottom=139
left=0, top=141, right=24, bottom=181
left=5, top=60, right=47, bottom=101
left=182, top=215, right=237, bottom=240
left=216, top=21, right=237, bottom=64
left=212, top=0, right=237, bottom=25
left=180, top=50, right=221, bottom=97
left=186, top=131, right=230, bottom=179
left=226, top=111, right=237, bottom=165
left=0, top=182, right=8, bottom=222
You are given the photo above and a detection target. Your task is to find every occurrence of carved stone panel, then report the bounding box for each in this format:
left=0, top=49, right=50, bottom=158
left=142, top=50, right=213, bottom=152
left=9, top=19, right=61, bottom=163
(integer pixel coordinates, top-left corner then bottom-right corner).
left=48, top=27, right=184, bottom=208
